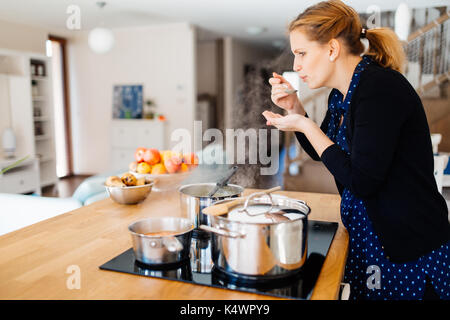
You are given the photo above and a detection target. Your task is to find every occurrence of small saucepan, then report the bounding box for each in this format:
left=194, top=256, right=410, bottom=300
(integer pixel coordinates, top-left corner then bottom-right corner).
left=179, top=166, right=243, bottom=230
left=128, top=217, right=194, bottom=266
left=179, top=183, right=244, bottom=230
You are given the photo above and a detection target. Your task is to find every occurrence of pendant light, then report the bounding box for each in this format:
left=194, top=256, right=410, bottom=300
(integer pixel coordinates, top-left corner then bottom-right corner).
left=88, top=1, right=115, bottom=54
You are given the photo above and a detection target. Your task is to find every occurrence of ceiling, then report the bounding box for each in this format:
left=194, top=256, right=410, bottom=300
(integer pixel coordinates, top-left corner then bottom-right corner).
left=0, top=0, right=448, bottom=46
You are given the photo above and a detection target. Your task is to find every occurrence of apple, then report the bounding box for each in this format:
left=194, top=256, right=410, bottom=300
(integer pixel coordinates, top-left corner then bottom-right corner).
left=134, top=147, right=146, bottom=162
left=143, top=148, right=161, bottom=165
left=164, top=155, right=182, bottom=174
left=137, top=162, right=151, bottom=174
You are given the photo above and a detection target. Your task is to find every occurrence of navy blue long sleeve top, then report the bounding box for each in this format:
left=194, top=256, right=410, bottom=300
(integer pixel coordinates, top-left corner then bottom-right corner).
left=295, top=61, right=450, bottom=262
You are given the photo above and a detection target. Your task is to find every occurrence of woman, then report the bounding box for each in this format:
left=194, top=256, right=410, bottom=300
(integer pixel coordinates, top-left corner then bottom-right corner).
left=263, top=0, right=450, bottom=300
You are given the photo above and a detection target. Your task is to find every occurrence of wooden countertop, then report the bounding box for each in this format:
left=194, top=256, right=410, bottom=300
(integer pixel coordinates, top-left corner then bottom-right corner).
left=0, top=188, right=348, bottom=300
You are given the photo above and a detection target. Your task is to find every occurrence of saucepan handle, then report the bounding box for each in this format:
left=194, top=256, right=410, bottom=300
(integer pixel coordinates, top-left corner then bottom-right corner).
left=199, top=225, right=246, bottom=239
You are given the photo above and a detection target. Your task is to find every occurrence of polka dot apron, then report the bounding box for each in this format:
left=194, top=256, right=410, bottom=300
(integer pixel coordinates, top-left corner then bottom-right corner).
left=326, top=56, right=450, bottom=300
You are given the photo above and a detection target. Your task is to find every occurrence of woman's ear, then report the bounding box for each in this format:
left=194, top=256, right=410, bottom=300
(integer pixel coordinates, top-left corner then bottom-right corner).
left=328, top=38, right=340, bottom=62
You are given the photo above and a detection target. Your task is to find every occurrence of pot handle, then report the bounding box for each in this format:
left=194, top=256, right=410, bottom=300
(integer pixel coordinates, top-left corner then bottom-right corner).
left=199, top=225, right=246, bottom=239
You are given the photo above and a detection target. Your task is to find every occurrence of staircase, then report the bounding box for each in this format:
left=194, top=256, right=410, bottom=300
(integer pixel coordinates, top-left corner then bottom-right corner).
left=283, top=6, right=450, bottom=192
left=406, top=10, right=450, bottom=151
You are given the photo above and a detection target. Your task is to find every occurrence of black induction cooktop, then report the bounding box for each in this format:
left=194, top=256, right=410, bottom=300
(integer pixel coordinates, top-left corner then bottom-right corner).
left=99, top=220, right=338, bottom=300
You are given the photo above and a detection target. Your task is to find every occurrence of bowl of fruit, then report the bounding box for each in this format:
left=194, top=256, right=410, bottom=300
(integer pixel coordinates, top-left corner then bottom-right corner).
left=129, top=147, right=198, bottom=192
left=105, top=173, right=155, bottom=205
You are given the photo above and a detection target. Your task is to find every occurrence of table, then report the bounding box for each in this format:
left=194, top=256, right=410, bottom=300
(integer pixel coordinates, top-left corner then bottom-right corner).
left=0, top=188, right=348, bottom=300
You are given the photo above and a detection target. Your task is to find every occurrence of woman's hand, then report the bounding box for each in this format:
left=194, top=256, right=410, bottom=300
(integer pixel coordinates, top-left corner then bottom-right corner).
left=262, top=110, right=335, bottom=157
left=262, top=110, right=310, bottom=132
left=269, top=72, right=305, bottom=115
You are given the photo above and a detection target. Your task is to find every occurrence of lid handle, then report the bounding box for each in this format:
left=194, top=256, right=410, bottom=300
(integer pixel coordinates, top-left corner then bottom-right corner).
left=238, top=186, right=281, bottom=216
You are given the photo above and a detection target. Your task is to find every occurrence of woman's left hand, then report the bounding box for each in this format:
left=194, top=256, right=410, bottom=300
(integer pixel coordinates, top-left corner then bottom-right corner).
left=262, top=110, right=311, bottom=132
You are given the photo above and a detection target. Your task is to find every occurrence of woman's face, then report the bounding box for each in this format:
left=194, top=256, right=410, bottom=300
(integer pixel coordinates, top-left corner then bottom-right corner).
left=289, top=29, right=333, bottom=89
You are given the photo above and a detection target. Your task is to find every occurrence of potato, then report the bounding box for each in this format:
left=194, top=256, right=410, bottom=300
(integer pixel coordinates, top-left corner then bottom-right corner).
left=121, top=173, right=137, bottom=186
left=109, top=180, right=126, bottom=187
left=106, top=176, right=123, bottom=187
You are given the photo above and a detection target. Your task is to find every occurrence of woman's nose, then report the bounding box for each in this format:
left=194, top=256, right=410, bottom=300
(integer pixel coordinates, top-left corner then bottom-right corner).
left=293, top=60, right=302, bottom=72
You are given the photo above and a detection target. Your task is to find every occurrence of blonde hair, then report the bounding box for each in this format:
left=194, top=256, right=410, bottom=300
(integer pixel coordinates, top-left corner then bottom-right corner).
left=288, top=0, right=406, bottom=73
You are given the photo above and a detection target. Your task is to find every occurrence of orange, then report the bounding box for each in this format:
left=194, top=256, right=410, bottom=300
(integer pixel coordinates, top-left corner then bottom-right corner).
left=151, top=163, right=166, bottom=174
left=180, top=163, right=189, bottom=172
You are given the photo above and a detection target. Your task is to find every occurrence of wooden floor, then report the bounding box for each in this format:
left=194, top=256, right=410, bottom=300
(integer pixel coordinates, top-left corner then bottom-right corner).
left=42, top=175, right=91, bottom=198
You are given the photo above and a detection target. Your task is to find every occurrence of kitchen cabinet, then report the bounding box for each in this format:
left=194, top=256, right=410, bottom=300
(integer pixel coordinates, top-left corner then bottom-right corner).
left=0, top=156, right=40, bottom=195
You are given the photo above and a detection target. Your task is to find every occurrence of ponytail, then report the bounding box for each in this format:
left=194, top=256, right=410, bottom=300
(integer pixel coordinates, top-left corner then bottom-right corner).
left=289, top=0, right=406, bottom=73
left=365, top=28, right=406, bottom=73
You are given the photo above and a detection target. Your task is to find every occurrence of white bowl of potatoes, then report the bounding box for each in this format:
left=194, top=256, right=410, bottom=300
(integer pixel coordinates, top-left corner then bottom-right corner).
left=104, top=173, right=154, bottom=205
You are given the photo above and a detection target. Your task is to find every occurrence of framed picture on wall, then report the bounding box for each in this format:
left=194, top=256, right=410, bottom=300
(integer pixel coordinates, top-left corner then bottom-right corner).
left=112, top=85, right=143, bottom=119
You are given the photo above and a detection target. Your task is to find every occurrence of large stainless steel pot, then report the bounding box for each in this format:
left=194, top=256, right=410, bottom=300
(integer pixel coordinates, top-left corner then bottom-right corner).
left=200, top=192, right=310, bottom=278
left=128, top=217, right=194, bottom=265
left=179, top=183, right=244, bottom=229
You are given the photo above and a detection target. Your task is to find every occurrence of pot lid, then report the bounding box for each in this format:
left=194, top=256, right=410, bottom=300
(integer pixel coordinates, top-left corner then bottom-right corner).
left=219, top=194, right=310, bottom=224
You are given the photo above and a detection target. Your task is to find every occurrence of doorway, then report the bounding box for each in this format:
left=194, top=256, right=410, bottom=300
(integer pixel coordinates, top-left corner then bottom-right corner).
left=47, top=35, right=73, bottom=178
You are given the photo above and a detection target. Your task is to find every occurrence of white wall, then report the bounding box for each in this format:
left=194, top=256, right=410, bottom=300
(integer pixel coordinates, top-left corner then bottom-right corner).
left=67, top=23, right=196, bottom=174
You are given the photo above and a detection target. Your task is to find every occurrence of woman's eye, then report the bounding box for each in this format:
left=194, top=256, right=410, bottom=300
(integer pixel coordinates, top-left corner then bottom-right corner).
left=298, top=52, right=306, bottom=57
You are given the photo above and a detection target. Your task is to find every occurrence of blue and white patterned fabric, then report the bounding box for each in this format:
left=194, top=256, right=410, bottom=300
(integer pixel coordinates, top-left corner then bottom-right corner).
left=326, top=55, right=450, bottom=300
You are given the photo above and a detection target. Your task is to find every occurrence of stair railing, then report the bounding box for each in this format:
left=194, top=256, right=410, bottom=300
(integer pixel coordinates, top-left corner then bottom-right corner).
left=406, top=10, right=450, bottom=95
